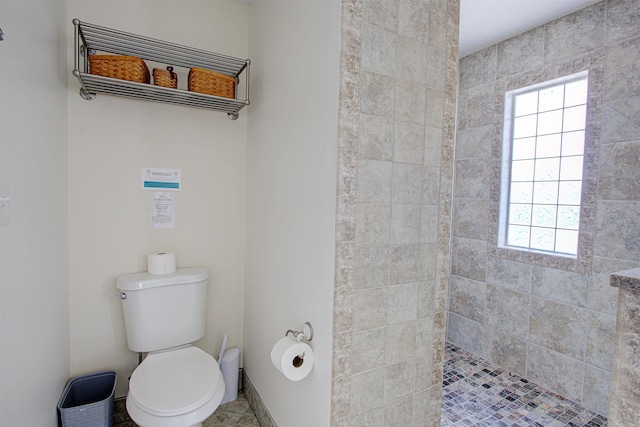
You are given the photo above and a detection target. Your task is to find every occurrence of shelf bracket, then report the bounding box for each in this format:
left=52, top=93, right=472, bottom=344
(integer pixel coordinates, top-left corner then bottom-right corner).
left=79, top=88, right=96, bottom=101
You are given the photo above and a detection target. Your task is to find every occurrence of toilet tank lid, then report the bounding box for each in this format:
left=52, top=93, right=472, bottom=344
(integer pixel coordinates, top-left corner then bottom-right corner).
left=116, top=267, right=209, bottom=291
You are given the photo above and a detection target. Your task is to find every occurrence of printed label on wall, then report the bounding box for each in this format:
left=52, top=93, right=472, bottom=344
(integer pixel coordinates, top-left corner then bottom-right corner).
left=150, top=192, right=175, bottom=229
left=141, top=167, right=181, bottom=191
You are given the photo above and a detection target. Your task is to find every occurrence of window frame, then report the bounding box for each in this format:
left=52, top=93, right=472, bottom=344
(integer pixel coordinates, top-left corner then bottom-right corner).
left=488, top=53, right=603, bottom=274
left=498, top=71, right=589, bottom=257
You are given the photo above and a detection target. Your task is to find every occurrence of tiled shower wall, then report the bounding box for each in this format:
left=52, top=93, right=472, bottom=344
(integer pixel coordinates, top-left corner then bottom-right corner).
left=331, top=0, right=459, bottom=425
left=448, top=0, right=640, bottom=417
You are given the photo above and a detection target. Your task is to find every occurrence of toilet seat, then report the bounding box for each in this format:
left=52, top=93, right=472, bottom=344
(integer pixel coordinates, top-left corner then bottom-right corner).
left=129, top=346, right=222, bottom=417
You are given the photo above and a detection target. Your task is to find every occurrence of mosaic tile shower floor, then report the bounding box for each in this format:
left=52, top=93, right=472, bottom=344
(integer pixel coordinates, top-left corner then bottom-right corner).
left=441, top=343, right=608, bottom=427
left=115, top=344, right=608, bottom=426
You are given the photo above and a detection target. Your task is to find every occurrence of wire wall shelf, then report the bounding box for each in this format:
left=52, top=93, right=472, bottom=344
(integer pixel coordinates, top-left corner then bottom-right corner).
left=72, top=19, right=250, bottom=120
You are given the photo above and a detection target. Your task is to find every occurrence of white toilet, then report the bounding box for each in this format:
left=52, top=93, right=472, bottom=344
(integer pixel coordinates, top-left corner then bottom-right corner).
left=116, top=267, right=225, bottom=427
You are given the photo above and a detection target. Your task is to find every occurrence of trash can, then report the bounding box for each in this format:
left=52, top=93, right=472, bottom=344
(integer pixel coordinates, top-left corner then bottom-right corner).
left=220, top=348, right=240, bottom=404
left=57, top=370, right=116, bottom=427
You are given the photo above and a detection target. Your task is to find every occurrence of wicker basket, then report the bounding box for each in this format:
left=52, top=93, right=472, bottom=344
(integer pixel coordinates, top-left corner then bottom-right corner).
left=153, top=66, right=178, bottom=89
left=89, top=55, right=150, bottom=84
left=188, top=67, right=235, bottom=98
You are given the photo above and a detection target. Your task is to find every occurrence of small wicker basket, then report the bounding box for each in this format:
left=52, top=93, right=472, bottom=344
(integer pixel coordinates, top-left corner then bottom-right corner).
left=188, top=67, right=235, bottom=99
left=88, top=55, right=150, bottom=84
left=153, top=66, right=178, bottom=89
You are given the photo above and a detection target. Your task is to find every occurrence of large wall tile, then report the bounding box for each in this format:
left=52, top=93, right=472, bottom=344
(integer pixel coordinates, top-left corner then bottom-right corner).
left=485, top=329, right=527, bottom=376
left=384, top=360, right=415, bottom=402
left=352, top=327, right=386, bottom=374
left=390, top=204, right=422, bottom=244
left=398, top=0, right=429, bottom=43
left=446, top=313, right=485, bottom=355
left=454, top=125, right=492, bottom=160
left=485, top=285, right=530, bottom=338
left=589, top=257, right=637, bottom=315
left=397, top=36, right=429, bottom=84
left=357, top=159, right=392, bottom=203
left=359, top=113, right=394, bottom=160
left=384, top=396, right=413, bottom=426
left=601, top=105, right=640, bottom=145
left=356, top=203, right=390, bottom=246
left=586, top=312, right=616, bottom=371
left=448, top=275, right=486, bottom=323
left=526, top=344, right=584, bottom=402
left=392, top=163, right=423, bottom=204
left=361, top=71, right=396, bottom=118
left=389, top=244, right=421, bottom=284
left=531, top=265, right=589, bottom=308
left=353, top=287, right=388, bottom=331
left=386, top=321, right=417, bottom=364
left=363, top=0, right=399, bottom=32
left=497, top=26, right=544, bottom=78
left=460, top=46, right=496, bottom=91
left=395, top=80, right=427, bottom=124
left=583, top=365, right=611, bottom=417
left=544, top=3, right=604, bottom=65
left=595, top=201, right=640, bottom=260
left=351, top=368, right=386, bottom=415
left=362, top=23, right=397, bottom=76
left=599, top=141, right=640, bottom=201
left=454, top=158, right=491, bottom=199
left=453, top=198, right=489, bottom=240
left=394, top=121, right=425, bottom=164
left=486, top=256, right=532, bottom=294
left=457, top=83, right=496, bottom=130
left=529, top=297, right=589, bottom=359
left=606, top=0, right=640, bottom=44
left=356, top=246, right=390, bottom=290
left=605, top=37, right=640, bottom=102
left=388, top=283, right=418, bottom=324
left=451, top=237, right=487, bottom=282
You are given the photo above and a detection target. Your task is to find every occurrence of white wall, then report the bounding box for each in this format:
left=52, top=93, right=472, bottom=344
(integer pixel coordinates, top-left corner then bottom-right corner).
left=66, top=0, right=249, bottom=398
left=0, top=1, right=70, bottom=426
left=244, top=0, right=340, bottom=425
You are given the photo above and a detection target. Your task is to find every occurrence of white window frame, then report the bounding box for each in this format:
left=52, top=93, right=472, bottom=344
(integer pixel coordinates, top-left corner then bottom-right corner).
left=498, top=71, right=589, bottom=257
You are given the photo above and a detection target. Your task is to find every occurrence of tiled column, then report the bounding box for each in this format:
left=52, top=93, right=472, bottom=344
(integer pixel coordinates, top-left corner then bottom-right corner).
left=331, top=0, right=459, bottom=425
left=609, top=269, right=640, bottom=425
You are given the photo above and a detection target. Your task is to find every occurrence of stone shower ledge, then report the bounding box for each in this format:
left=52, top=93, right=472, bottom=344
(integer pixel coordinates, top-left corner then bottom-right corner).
left=610, top=268, right=640, bottom=291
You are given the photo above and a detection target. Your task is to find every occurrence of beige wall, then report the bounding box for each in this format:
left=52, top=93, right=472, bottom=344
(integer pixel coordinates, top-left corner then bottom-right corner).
left=0, top=1, right=70, bottom=425
left=450, top=0, right=640, bottom=416
left=243, top=0, right=340, bottom=425
left=67, top=0, right=249, bottom=398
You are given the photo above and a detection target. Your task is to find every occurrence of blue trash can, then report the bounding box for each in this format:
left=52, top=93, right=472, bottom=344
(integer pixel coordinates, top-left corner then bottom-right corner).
left=58, top=370, right=116, bottom=427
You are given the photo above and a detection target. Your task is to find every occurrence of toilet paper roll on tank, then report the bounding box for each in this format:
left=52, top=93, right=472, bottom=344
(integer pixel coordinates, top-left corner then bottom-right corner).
left=147, top=252, right=176, bottom=275
left=270, top=335, right=314, bottom=381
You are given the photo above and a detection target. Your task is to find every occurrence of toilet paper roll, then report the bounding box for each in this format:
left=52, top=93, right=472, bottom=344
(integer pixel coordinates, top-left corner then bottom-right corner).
left=270, top=335, right=314, bottom=381
left=147, top=252, right=176, bottom=275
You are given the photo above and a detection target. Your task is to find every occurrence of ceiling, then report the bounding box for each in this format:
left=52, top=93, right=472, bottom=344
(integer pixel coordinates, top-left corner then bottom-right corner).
left=459, top=0, right=601, bottom=58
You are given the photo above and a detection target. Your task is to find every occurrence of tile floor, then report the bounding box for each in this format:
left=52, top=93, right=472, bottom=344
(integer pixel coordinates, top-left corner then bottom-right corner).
left=115, top=343, right=609, bottom=427
left=113, top=392, right=260, bottom=427
left=441, top=343, right=608, bottom=427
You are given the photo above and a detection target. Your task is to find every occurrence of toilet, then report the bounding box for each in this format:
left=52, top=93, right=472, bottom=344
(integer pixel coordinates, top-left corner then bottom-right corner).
left=116, top=267, right=225, bottom=427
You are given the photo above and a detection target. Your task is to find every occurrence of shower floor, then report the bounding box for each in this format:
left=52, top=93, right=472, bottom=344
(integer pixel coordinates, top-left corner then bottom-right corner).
left=441, top=343, right=608, bottom=427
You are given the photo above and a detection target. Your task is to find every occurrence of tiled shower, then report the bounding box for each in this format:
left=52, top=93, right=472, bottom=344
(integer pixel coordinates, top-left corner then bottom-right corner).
left=448, top=0, right=640, bottom=419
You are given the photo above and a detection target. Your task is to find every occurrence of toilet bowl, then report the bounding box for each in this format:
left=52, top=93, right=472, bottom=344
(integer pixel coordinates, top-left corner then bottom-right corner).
left=116, top=267, right=224, bottom=427
left=126, top=345, right=225, bottom=427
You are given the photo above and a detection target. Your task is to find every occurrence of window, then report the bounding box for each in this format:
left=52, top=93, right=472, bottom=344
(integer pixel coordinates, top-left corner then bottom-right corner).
left=500, top=72, right=588, bottom=256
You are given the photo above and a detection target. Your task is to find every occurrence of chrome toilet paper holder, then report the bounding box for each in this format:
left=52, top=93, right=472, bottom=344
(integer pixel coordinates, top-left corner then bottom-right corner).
left=285, top=322, right=313, bottom=342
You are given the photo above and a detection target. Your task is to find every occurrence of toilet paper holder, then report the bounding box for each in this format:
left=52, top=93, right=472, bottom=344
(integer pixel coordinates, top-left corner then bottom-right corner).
left=285, top=322, right=314, bottom=342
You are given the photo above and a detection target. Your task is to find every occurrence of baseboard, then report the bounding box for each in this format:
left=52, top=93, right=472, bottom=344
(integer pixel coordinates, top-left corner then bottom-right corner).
left=242, top=370, right=278, bottom=427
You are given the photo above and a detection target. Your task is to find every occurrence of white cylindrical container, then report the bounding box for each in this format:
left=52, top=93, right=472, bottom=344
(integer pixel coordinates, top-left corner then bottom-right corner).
left=220, top=348, right=240, bottom=404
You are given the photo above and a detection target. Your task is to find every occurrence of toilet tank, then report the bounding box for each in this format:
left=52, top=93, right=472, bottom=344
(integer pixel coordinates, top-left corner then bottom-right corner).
left=116, top=267, right=209, bottom=353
